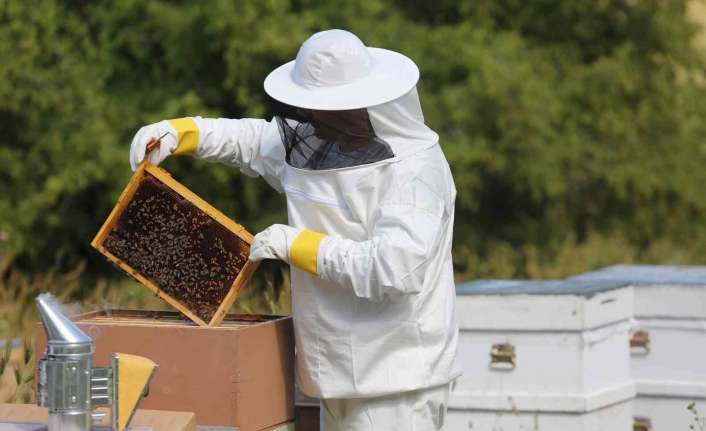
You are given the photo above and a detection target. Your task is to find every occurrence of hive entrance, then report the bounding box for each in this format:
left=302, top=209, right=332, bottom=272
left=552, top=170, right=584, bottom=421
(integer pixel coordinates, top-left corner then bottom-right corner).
left=92, top=164, right=258, bottom=326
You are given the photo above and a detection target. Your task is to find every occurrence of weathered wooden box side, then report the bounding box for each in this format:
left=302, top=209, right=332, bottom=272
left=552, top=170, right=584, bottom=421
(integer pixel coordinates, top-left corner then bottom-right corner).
left=91, top=163, right=259, bottom=327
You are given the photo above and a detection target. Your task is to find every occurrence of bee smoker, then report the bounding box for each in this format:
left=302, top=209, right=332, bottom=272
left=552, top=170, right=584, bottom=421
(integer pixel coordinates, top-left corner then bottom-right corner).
left=35, top=295, right=156, bottom=431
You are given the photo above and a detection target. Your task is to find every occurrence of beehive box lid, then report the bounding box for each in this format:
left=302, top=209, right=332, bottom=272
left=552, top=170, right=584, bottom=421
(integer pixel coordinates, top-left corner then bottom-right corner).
left=571, top=264, right=706, bottom=286
left=455, top=279, right=633, bottom=331
left=91, top=163, right=259, bottom=327
left=571, top=264, right=706, bottom=319
left=456, top=279, right=627, bottom=297
left=73, top=308, right=283, bottom=328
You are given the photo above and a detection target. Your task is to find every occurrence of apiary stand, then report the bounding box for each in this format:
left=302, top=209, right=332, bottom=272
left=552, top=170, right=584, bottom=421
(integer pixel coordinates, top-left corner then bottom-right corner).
left=448, top=279, right=635, bottom=431
left=0, top=403, right=197, bottom=431
left=572, top=265, right=706, bottom=431
left=35, top=310, right=294, bottom=431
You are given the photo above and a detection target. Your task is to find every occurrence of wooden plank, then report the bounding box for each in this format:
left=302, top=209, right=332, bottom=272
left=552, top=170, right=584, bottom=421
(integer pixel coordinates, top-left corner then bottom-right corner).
left=91, top=161, right=258, bottom=327
left=0, top=404, right=197, bottom=431
left=79, top=318, right=253, bottom=328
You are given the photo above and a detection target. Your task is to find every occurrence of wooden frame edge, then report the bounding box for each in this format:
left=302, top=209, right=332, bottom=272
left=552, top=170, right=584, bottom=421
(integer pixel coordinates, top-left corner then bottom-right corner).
left=208, top=259, right=260, bottom=327
left=91, top=164, right=148, bottom=249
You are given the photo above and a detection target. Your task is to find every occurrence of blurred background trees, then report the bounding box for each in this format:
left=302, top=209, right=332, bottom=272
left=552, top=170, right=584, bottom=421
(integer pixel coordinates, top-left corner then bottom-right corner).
left=1, top=0, right=705, bottom=281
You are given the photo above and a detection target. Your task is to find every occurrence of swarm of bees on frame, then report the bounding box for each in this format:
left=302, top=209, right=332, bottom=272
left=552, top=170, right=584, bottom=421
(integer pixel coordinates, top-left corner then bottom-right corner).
left=104, top=173, right=249, bottom=322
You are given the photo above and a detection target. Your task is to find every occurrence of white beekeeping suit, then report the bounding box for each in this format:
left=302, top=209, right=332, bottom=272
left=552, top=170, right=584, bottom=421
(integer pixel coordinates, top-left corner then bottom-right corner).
left=129, top=29, right=460, bottom=431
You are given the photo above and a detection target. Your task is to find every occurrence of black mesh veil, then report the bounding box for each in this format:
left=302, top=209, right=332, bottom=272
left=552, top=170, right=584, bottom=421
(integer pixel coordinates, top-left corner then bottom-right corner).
left=274, top=106, right=394, bottom=170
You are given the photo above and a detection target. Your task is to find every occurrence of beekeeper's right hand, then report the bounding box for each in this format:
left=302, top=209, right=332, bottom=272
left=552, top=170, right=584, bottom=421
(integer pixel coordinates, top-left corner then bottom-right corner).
left=129, top=118, right=199, bottom=171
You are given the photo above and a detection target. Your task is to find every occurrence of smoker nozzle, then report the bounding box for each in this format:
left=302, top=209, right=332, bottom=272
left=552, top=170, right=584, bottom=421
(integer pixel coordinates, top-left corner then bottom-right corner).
left=36, top=294, right=92, bottom=355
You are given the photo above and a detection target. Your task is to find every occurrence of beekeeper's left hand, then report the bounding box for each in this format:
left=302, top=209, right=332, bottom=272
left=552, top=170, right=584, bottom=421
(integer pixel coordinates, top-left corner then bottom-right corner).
left=249, top=224, right=302, bottom=263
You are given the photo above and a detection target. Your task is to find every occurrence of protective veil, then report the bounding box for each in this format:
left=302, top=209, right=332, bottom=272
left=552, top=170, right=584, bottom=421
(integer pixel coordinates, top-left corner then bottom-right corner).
left=178, top=85, right=461, bottom=399
left=277, top=109, right=395, bottom=170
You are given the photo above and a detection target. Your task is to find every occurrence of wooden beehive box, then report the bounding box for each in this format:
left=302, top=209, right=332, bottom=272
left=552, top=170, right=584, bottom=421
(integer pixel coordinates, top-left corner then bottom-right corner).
left=91, top=163, right=259, bottom=327
left=35, top=310, right=295, bottom=430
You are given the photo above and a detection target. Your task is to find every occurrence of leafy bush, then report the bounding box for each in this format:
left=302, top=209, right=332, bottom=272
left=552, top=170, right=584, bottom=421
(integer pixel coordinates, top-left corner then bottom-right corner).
left=1, top=0, right=705, bottom=276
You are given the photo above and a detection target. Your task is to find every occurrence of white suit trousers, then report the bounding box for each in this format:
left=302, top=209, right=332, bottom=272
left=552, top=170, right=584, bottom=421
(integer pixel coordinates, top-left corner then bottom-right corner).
left=320, top=383, right=450, bottom=431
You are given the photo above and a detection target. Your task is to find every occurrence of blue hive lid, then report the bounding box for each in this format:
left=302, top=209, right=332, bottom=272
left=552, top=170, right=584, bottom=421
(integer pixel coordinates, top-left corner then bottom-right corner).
left=456, top=278, right=628, bottom=297
left=570, top=264, right=706, bottom=286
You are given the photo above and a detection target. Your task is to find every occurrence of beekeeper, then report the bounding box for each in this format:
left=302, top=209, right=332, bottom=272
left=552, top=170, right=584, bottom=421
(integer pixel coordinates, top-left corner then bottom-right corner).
left=129, top=29, right=460, bottom=430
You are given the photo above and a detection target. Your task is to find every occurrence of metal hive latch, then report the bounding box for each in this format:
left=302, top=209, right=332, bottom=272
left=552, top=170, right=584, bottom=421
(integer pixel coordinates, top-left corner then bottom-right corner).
left=490, top=343, right=516, bottom=370
left=630, top=329, right=651, bottom=355
left=633, top=416, right=653, bottom=431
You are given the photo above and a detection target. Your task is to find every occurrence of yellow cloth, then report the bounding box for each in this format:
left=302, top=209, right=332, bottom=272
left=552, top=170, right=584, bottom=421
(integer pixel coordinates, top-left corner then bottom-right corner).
left=290, top=230, right=326, bottom=275
left=116, top=353, right=157, bottom=431
left=168, top=117, right=199, bottom=155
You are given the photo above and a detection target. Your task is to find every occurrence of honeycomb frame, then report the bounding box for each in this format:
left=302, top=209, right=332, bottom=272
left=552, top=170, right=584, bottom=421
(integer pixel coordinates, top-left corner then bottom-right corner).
left=91, top=162, right=259, bottom=327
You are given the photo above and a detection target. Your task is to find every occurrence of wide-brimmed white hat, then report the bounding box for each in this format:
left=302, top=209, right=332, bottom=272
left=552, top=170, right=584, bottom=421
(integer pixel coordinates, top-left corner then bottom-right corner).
left=264, top=29, right=419, bottom=110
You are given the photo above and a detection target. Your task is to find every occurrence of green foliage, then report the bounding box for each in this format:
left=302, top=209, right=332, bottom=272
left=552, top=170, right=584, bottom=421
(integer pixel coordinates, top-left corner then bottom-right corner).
left=1, top=0, right=705, bottom=277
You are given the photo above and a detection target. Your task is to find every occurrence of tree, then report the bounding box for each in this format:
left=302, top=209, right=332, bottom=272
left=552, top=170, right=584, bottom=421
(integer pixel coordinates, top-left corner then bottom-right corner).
left=1, top=0, right=705, bottom=277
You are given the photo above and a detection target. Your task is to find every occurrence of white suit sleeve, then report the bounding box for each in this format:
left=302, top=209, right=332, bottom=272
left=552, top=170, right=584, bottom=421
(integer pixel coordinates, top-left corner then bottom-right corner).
left=190, top=116, right=286, bottom=192
left=314, top=173, right=451, bottom=302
